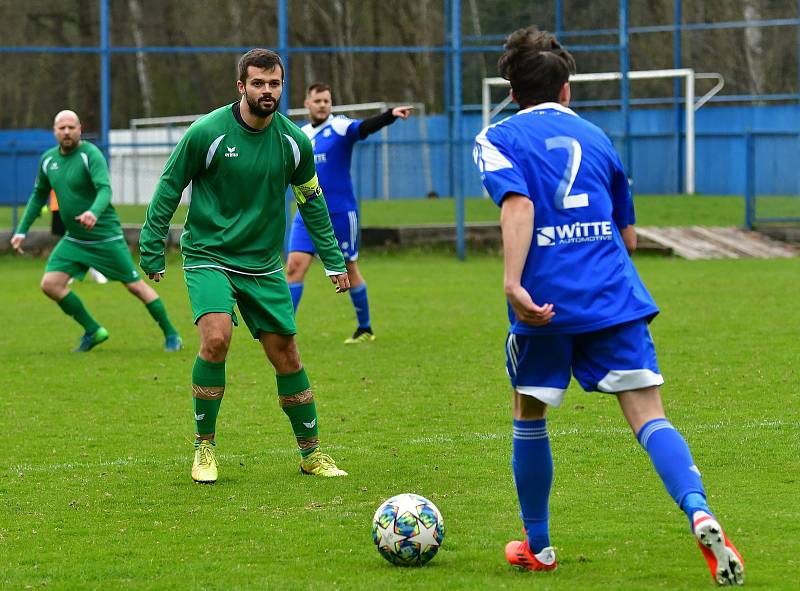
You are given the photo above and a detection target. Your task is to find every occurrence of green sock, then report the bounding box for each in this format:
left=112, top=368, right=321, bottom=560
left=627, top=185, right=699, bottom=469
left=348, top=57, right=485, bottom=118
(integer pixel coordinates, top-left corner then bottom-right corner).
left=58, top=292, right=101, bottom=333
left=192, top=356, right=225, bottom=441
left=145, top=298, right=178, bottom=337
left=277, top=368, right=319, bottom=457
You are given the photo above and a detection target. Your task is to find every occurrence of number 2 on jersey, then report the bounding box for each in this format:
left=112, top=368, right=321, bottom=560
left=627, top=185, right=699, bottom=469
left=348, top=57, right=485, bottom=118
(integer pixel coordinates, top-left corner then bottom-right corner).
left=545, top=136, right=589, bottom=209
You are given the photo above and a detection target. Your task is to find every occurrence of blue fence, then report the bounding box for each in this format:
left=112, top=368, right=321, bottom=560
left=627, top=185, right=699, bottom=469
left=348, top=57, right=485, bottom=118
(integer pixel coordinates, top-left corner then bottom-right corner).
left=2, top=103, right=799, bottom=210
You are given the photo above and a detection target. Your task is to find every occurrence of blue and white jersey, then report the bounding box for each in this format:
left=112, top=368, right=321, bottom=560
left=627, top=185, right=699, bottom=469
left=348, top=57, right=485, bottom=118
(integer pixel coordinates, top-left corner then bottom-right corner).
left=300, top=115, right=363, bottom=213
left=473, top=102, right=659, bottom=335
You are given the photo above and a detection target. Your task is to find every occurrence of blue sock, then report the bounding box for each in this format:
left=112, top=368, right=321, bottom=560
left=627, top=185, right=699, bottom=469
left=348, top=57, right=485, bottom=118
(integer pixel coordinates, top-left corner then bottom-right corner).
left=288, top=282, right=304, bottom=312
left=512, top=418, right=552, bottom=553
left=349, top=283, right=371, bottom=329
left=637, top=418, right=709, bottom=520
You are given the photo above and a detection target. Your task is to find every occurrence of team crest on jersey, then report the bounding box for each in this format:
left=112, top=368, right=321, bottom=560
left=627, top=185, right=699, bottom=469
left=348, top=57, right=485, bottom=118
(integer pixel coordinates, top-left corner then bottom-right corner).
left=323, top=128, right=332, bottom=137
left=224, top=146, right=239, bottom=158
left=537, top=221, right=613, bottom=247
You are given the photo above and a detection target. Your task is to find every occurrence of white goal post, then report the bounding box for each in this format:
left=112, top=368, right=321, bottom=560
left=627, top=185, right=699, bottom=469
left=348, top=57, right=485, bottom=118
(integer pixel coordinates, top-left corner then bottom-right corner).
left=115, top=102, right=432, bottom=204
left=481, top=69, right=724, bottom=194
left=287, top=102, right=433, bottom=201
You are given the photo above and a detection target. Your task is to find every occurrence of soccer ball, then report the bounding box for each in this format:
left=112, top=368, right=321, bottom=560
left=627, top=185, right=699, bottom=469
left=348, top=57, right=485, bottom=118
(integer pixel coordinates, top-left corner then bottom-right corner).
left=371, top=493, right=445, bottom=566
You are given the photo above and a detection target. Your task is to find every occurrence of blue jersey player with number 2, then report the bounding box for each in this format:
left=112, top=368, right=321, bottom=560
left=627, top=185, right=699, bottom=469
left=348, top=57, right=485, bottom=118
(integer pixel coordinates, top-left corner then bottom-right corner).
left=473, top=28, right=744, bottom=586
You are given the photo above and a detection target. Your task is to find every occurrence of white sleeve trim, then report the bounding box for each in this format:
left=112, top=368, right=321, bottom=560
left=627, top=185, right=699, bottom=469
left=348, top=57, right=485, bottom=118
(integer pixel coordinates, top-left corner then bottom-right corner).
left=80, top=152, right=90, bottom=172
left=330, top=117, right=354, bottom=136
left=206, top=134, right=226, bottom=169
left=42, top=156, right=53, bottom=174
left=474, top=128, right=514, bottom=173
left=324, top=268, right=346, bottom=276
left=13, top=233, right=26, bottom=239
left=283, top=134, right=301, bottom=170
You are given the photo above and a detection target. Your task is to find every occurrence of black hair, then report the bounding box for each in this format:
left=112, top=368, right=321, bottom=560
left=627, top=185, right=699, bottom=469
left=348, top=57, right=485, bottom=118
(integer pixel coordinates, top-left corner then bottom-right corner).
left=497, top=28, right=576, bottom=107
left=238, top=48, right=284, bottom=83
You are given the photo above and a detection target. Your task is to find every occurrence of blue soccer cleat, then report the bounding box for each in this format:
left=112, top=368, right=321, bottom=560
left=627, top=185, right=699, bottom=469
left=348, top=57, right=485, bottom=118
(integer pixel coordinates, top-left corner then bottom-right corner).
left=164, top=334, right=183, bottom=352
left=73, top=327, right=109, bottom=352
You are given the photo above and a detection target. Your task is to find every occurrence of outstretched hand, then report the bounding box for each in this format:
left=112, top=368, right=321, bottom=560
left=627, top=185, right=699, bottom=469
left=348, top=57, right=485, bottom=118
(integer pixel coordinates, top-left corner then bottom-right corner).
left=391, top=106, right=414, bottom=120
left=505, top=284, right=555, bottom=326
left=330, top=272, right=350, bottom=293
left=148, top=272, right=165, bottom=282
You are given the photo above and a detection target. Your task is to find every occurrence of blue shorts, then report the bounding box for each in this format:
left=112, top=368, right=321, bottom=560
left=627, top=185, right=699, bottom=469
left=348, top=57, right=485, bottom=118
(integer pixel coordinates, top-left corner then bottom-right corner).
left=505, top=318, right=664, bottom=407
left=289, top=210, right=359, bottom=262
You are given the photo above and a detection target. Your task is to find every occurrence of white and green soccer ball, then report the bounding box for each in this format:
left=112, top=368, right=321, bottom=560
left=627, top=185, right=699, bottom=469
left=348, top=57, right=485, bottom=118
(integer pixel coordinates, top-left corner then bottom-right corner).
left=371, top=493, right=445, bottom=566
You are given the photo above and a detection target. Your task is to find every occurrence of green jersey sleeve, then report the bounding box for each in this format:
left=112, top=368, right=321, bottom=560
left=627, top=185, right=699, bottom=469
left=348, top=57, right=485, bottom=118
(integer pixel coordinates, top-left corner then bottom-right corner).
left=85, top=145, right=113, bottom=218
left=291, top=134, right=346, bottom=274
left=16, top=154, right=52, bottom=235
left=140, top=125, right=205, bottom=274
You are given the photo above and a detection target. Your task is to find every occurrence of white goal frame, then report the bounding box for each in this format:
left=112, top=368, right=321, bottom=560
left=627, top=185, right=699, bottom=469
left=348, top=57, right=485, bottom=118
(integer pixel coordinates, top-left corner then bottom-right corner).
left=120, top=102, right=432, bottom=204
left=482, top=69, right=725, bottom=194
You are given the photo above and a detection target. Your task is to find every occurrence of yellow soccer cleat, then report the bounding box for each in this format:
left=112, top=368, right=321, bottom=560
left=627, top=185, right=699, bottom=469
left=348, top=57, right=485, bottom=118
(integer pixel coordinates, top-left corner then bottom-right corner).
left=191, top=440, right=218, bottom=483
left=344, top=327, right=375, bottom=345
left=300, top=449, right=348, bottom=477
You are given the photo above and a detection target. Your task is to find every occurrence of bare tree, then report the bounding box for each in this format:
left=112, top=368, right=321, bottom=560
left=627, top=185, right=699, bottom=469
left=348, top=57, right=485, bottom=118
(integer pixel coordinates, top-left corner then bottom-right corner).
left=128, top=0, right=153, bottom=118
left=742, top=0, right=766, bottom=96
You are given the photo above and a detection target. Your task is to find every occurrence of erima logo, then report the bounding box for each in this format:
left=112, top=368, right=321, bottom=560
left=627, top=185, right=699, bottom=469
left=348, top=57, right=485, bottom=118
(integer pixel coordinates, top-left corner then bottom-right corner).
left=194, top=413, right=206, bottom=421
left=224, top=146, right=238, bottom=158
left=314, top=153, right=327, bottom=164
left=537, top=221, right=613, bottom=247
left=302, top=419, right=317, bottom=429
left=50, top=162, right=59, bottom=170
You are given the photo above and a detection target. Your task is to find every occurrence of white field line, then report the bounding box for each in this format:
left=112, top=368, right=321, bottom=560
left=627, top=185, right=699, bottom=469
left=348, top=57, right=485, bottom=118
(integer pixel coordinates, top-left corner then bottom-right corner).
left=9, top=418, right=797, bottom=474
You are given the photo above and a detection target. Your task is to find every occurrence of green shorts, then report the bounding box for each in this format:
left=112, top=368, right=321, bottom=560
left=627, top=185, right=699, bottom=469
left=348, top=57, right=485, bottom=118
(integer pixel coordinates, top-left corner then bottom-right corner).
left=46, top=237, right=141, bottom=283
left=184, top=267, right=296, bottom=339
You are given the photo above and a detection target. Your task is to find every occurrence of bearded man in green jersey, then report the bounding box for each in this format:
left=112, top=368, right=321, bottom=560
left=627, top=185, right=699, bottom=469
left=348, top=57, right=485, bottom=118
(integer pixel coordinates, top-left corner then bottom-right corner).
left=10, top=110, right=182, bottom=353
left=140, top=49, right=350, bottom=483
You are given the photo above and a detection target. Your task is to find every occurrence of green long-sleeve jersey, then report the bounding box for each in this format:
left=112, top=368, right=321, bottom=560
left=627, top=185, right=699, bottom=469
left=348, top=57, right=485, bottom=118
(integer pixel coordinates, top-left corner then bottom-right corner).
left=16, top=141, right=123, bottom=242
left=140, top=104, right=345, bottom=276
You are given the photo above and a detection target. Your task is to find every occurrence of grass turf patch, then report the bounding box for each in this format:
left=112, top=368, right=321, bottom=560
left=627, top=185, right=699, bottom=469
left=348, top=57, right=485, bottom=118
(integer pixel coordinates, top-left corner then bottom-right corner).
left=1, top=252, right=798, bottom=589
left=4, top=194, right=800, bottom=231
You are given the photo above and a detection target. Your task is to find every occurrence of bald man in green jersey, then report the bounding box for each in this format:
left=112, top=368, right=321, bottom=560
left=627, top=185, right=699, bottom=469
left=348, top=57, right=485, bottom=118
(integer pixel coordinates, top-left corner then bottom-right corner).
left=141, top=49, right=350, bottom=483
left=11, top=110, right=182, bottom=353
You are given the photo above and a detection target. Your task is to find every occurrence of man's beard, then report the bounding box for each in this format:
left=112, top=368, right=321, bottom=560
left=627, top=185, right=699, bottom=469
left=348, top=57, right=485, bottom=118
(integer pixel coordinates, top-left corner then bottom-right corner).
left=59, top=138, right=78, bottom=152
left=246, top=92, right=280, bottom=118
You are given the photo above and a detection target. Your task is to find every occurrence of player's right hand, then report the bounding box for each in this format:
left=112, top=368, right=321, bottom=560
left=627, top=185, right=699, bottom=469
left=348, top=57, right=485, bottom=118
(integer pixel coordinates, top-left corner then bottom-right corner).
left=10, top=234, right=25, bottom=254
left=148, top=272, right=165, bottom=282
left=505, top=284, right=555, bottom=326
left=330, top=272, right=350, bottom=293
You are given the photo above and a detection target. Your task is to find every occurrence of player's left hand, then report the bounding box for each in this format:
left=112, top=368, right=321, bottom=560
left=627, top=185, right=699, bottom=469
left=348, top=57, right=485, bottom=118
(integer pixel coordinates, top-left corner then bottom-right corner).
left=392, top=106, right=414, bottom=120
left=75, top=211, right=97, bottom=230
left=506, top=284, right=555, bottom=326
left=330, top=272, right=350, bottom=293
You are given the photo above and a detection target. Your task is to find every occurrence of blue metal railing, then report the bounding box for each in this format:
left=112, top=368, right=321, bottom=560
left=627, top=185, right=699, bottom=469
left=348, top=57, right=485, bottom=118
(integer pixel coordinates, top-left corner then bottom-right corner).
left=744, top=131, right=800, bottom=228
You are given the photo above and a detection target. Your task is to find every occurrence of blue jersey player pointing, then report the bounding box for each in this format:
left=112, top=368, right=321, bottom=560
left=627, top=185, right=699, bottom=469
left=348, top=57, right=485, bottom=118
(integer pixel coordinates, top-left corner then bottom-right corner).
left=473, top=28, right=744, bottom=586
left=286, top=83, right=413, bottom=344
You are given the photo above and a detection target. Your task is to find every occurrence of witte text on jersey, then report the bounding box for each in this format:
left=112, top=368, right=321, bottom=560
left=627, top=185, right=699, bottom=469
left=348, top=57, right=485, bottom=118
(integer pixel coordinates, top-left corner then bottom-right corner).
left=536, top=221, right=613, bottom=246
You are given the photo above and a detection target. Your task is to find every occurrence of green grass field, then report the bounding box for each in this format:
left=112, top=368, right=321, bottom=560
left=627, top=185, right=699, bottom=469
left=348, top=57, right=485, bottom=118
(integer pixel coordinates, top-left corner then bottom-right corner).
left=1, top=251, right=798, bottom=590
left=3, top=194, right=799, bottom=231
